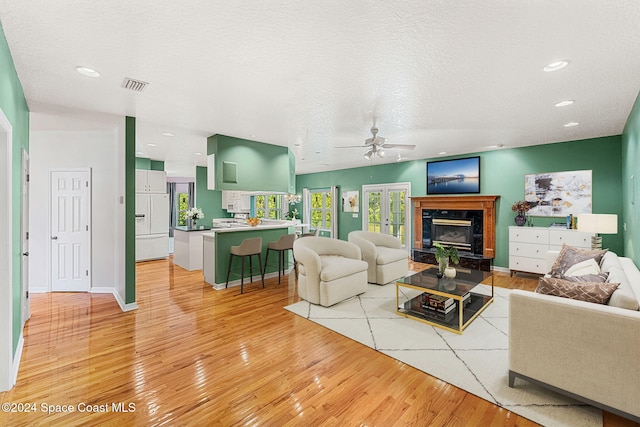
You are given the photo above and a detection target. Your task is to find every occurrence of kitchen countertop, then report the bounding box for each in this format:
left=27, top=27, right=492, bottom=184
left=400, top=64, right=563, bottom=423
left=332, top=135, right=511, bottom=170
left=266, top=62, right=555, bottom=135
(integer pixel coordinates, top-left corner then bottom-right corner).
left=173, top=226, right=213, bottom=232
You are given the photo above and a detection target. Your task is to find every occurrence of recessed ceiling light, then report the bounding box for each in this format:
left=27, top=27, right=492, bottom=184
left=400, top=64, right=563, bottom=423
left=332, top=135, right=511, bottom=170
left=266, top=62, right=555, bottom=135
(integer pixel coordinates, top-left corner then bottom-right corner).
left=146, top=143, right=157, bottom=147
left=250, top=134, right=257, bottom=138
left=487, top=144, right=505, bottom=149
left=543, top=60, right=569, bottom=72
left=194, top=152, right=202, bottom=156
left=76, top=66, right=100, bottom=77
left=555, top=100, right=574, bottom=107
left=438, top=151, right=447, bottom=155
left=564, top=122, right=580, bottom=127
left=136, top=151, right=145, bottom=156
left=162, top=132, right=175, bottom=137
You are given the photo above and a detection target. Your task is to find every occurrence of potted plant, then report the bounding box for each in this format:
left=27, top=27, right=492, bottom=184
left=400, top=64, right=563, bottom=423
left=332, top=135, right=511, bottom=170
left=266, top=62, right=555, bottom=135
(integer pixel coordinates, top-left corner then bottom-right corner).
left=511, top=200, right=530, bottom=226
left=433, top=242, right=460, bottom=278
left=286, top=208, right=300, bottom=222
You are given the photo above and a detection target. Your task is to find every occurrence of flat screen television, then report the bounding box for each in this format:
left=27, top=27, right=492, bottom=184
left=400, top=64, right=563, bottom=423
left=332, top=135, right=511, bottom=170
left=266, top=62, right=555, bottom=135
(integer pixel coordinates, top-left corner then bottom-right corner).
left=426, top=156, right=480, bottom=195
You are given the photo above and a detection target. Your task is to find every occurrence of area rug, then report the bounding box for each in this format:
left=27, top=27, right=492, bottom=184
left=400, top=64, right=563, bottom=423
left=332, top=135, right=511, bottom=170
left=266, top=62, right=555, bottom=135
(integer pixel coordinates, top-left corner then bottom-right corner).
left=284, top=280, right=602, bottom=427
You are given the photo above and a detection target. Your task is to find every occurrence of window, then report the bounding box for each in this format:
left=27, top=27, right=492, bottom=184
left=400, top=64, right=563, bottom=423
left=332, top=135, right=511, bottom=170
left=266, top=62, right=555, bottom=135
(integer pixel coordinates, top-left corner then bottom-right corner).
left=310, top=190, right=332, bottom=229
left=254, top=194, right=286, bottom=219
left=177, top=192, right=189, bottom=226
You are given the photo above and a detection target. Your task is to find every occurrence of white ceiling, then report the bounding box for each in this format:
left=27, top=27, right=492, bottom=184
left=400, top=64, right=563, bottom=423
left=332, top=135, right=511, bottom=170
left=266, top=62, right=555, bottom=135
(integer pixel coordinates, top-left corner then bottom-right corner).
left=2, top=1, right=639, bottom=175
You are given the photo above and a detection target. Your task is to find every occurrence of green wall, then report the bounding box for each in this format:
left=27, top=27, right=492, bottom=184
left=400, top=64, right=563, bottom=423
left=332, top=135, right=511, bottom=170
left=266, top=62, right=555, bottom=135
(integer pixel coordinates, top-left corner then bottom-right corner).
left=208, top=134, right=291, bottom=192
left=0, top=22, right=30, bottom=356
left=297, top=135, right=624, bottom=269
left=195, top=166, right=228, bottom=225
left=135, top=157, right=164, bottom=171
left=622, top=91, right=640, bottom=264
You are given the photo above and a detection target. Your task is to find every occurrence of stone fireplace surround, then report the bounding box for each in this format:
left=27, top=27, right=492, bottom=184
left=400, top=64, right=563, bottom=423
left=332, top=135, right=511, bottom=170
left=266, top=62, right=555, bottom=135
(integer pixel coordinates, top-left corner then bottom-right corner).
left=411, top=195, right=499, bottom=271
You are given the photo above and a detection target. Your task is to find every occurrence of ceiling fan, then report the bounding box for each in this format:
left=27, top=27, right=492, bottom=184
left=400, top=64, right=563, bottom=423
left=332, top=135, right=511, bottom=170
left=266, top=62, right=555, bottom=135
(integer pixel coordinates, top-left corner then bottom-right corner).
left=338, top=126, right=416, bottom=160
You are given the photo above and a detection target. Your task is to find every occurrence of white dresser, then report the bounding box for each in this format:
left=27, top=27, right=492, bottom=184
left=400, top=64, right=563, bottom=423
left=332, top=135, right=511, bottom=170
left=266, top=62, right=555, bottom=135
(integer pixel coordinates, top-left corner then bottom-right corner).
left=509, top=226, right=594, bottom=275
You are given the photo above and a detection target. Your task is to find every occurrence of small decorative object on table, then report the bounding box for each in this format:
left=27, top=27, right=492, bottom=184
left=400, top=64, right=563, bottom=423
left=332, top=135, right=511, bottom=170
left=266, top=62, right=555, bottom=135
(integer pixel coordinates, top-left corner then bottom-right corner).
left=511, top=200, right=530, bottom=227
left=185, top=207, right=204, bottom=227
left=433, top=242, right=460, bottom=278
left=286, top=208, right=299, bottom=221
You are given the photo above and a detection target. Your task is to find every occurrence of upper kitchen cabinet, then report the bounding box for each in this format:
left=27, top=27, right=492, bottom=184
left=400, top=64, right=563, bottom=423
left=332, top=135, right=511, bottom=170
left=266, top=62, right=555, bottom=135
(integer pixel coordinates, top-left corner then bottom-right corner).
left=136, top=169, right=167, bottom=193
left=207, top=134, right=295, bottom=192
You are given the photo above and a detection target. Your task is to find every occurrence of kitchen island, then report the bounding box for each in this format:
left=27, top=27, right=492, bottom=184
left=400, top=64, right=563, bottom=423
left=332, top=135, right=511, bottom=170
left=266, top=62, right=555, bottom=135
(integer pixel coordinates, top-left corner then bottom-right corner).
left=173, top=226, right=214, bottom=271
left=200, top=220, right=296, bottom=289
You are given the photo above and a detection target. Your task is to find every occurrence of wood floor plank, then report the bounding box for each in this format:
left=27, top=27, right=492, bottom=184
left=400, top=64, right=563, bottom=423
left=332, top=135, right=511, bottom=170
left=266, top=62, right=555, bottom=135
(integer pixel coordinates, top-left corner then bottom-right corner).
left=1, top=257, right=635, bottom=426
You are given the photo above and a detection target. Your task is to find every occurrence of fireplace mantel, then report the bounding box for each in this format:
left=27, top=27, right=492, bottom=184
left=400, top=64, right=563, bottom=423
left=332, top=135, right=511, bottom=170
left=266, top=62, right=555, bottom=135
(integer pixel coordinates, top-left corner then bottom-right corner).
left=411, top=195, right=499, bottom=258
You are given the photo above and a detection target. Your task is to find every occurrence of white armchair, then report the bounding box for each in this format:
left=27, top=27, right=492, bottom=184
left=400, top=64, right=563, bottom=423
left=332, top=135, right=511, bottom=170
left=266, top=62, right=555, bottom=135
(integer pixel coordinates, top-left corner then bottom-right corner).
left=293, top=237, right=368, bottom=307
left=348, top=231, right=408, bottom=285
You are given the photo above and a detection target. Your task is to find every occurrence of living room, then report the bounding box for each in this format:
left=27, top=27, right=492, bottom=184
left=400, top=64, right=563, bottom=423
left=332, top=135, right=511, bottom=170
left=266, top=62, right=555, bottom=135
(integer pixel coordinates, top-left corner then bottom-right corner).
left=2, top=2, right=640, bottom=426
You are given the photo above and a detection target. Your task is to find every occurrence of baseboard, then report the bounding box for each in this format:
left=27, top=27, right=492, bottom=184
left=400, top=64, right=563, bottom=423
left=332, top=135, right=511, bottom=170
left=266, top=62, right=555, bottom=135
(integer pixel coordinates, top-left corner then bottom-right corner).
left=90, top=287, right=115, bottom=294
left=29, top=286, right=48, bottom=293
left=492, top=266, right=510, bottom=273
left=210, top=268, right=294, bottom=290
left=12, top=333, right=24, bottom=386
left=112, top=290, right=138, bottom=312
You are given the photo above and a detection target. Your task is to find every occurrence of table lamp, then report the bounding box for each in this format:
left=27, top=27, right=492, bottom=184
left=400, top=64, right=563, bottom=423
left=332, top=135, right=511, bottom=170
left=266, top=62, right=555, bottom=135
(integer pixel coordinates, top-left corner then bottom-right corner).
left=576, top=214, right=618, bottom=249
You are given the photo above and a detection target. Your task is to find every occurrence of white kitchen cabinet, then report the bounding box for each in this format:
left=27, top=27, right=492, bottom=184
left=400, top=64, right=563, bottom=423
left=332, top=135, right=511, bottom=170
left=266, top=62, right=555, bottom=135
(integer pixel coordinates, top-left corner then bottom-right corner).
left=221, top=191, right=250, bottom=212
left=509, top=226, right=594, bottom=275
left=136, top=169, right=167, bottom=193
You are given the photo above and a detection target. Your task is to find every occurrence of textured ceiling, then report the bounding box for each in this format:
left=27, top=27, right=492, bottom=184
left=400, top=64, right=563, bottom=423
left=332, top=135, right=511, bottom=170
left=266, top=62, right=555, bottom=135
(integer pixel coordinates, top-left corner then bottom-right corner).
left=1, top=0, right=639, bottom=175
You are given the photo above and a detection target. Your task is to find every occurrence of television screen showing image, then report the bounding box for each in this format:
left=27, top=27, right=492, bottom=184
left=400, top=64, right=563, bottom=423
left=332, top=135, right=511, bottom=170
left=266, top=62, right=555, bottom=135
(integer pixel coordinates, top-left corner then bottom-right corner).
left=426, top=156, right=480, bottom=194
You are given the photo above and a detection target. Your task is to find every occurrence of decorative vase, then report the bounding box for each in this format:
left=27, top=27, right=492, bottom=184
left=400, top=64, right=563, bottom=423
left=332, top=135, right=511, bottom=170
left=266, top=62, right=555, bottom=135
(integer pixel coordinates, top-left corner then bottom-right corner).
left=444, top=266, right=457, bottom=279
left=514, top=213, right=526, bottom=226
left=437, top=257, right=449, bottom=278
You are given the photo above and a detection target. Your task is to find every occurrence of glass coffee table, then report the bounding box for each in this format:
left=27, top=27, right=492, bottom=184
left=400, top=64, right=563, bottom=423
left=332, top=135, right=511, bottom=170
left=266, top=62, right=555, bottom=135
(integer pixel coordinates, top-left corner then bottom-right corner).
left=396, top=267, right=493, bottom=334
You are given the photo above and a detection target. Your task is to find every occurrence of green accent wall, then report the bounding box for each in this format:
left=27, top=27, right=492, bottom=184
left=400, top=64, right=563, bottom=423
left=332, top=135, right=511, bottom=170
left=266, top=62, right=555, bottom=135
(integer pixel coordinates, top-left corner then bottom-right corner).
left=1, top=22, right=30, bottom=356
left=135, top=157, right=151, bottom=170
left=297, top=136, right=624, bottom=269
left=125, top=117, right=136, bottom=304
left=622, top=91, right=640, bottom=264
left=207, top=134, right=291, bottom=192
left=135, top=158, right=164, bottom=171
left=195, top=166, right=228, bottom=225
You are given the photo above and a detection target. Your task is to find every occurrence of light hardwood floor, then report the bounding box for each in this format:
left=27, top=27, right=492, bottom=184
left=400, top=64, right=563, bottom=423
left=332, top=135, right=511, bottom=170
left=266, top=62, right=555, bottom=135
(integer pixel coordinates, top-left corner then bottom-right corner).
left=1, top=258, right=637, bottom=426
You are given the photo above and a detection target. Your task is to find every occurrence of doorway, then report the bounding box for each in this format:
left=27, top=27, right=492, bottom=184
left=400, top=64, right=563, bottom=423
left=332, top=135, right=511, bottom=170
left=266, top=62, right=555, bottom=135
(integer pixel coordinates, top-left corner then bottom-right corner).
left=362, top=182, right=411, bottom=250
left=50, top=169, right=91, bottom=292
left=21, top=150, right=30, bottom=324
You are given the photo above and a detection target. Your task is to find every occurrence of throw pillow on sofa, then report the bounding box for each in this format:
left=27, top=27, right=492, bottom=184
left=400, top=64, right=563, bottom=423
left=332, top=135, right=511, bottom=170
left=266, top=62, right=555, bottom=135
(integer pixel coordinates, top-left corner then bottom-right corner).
left=550, top=244, right=607, bottom=278
left=562, top=258, right=608, bottom=283
left=536, top=276, right=619, bottom=305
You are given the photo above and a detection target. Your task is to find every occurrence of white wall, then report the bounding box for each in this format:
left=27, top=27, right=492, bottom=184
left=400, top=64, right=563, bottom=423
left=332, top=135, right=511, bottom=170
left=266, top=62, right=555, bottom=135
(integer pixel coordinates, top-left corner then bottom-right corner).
left=30, top=115, right=125, bottom=292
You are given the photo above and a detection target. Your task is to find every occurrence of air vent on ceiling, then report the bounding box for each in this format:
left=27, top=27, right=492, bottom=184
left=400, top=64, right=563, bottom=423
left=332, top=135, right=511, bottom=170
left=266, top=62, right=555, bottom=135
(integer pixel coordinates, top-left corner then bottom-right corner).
left=121, top=77, right=149, bottom=92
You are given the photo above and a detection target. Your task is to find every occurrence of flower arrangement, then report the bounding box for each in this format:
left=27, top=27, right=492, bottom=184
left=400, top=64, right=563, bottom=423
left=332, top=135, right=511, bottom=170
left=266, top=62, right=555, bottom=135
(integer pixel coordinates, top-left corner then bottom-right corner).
left=511, top=201, right=530, bottom=215
left=185, top=207, right=204, bottom=220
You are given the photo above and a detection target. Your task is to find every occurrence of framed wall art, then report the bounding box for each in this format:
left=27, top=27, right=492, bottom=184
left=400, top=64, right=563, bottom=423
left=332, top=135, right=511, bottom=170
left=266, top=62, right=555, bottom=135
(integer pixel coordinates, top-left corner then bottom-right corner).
left=524, top=170, right=592, bottom=217
left=426, top=156, right=480, bottom=195
left=342, top=190, right=359, bottom=212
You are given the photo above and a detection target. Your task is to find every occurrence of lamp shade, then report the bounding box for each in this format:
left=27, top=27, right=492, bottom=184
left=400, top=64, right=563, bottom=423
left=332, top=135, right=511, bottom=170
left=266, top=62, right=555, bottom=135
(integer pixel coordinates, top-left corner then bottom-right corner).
left=577, top=214, right=618, bottom=234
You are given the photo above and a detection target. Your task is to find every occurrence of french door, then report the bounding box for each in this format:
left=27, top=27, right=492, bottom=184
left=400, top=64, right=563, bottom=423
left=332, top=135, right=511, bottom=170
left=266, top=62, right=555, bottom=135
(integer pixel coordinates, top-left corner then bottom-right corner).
left=362, top=183, right=411, bottom=250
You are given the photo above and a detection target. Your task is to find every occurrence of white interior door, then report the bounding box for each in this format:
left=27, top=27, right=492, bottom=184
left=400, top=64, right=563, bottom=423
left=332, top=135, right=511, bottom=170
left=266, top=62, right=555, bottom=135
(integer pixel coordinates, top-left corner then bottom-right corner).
left=363, top=182, right=411, bottom=250
left=51, top=170, right=91, bottom=292
left=21, top=150, right=30, bottom=323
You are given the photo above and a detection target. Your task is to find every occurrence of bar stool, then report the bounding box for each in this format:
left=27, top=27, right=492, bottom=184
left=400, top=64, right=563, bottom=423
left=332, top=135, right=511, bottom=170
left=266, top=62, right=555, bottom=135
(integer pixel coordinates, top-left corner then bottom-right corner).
left=225, top=237, right=264, bottom=294
left=263, top=234, right=296, bottom=283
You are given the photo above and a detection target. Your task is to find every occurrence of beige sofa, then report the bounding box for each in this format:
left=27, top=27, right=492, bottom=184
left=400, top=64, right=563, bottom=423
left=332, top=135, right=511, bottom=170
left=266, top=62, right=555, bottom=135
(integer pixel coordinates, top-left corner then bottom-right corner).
left=348, top=231, right=408, bottom=285
left=293, top=236, right=368, bottom=307
left=509, top=250, right=640, bottom=422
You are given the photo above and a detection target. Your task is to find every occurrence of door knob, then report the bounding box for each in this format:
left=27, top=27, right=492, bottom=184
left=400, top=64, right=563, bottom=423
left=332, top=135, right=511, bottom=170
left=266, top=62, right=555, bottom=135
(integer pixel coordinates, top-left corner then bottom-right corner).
left=51, top=236, right=58, bottom=240
left=22, top=252, right=29, bottom=256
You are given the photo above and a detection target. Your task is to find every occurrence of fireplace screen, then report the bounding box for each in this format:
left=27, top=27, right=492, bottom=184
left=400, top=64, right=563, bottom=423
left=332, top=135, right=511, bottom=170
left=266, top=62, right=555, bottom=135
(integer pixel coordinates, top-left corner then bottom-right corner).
left=431, top=218, right=473, bottom=251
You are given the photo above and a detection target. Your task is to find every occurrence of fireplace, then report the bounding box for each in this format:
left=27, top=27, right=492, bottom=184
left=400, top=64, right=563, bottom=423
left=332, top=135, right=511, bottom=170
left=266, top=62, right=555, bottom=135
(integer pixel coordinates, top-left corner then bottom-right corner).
left=411, top=196, right=499, bottom=271
left=422, top=209, right=483, bottom=254
left=432, top=218, right=473, bottom=251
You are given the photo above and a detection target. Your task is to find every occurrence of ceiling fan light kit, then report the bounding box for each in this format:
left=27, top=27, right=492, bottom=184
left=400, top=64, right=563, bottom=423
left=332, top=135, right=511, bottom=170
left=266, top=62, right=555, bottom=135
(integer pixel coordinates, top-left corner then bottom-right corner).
left=343, top=125, right=416, bottom=161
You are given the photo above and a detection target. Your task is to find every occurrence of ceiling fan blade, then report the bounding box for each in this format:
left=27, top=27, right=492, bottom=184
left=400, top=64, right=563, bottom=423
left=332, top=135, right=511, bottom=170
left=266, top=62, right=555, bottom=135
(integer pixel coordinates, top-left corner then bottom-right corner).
left=381, top=143, right=416, bottom=150
left=336, top=144, right=367, bottom=149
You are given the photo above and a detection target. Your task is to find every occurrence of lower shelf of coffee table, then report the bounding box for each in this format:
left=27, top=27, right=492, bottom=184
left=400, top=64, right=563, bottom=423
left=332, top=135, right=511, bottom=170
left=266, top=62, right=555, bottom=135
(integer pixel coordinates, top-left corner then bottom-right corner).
left=397, top=292, right=493, bottom=334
